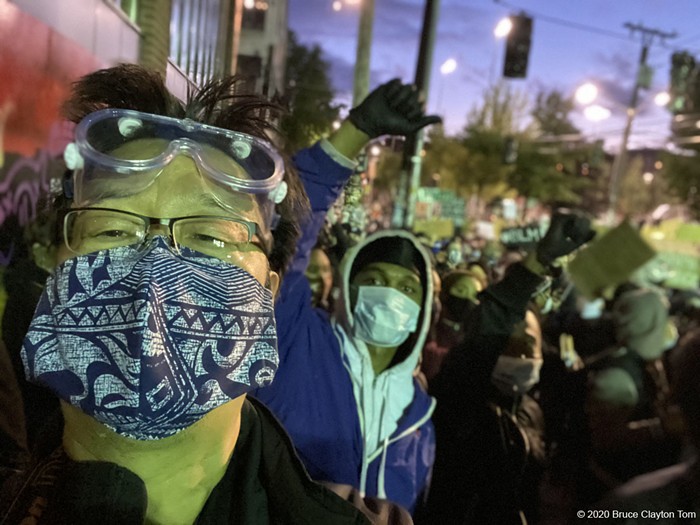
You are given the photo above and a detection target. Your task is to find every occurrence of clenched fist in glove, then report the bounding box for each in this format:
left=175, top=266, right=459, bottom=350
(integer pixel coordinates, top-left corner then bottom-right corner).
left=536, top=211, right=596, bottom=267
left=348, top=79, right=442, bottom=138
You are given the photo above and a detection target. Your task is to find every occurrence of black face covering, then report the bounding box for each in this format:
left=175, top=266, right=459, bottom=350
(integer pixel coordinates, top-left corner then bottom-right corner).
left=444, top=295, right=477, bottom=323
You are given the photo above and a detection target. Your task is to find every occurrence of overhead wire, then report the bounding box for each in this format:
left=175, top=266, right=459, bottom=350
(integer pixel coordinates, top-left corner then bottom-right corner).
left=492, top=0, right=638, bottom=42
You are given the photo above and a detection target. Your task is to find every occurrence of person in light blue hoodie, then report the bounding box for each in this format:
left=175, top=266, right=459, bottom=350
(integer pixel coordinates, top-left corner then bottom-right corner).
left=254, top=79, right=441, bottom=514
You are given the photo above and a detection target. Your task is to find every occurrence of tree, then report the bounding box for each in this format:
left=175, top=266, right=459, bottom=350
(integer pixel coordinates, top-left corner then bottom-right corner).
left=421, top=125, right=470, bottom=191
left=280, top=32, right=341, bottom=153
left=466, top=81, right=532, bottom=136
left=531, top=90, right=580, bottom=136
left=662, top=152, right=700, bottom=219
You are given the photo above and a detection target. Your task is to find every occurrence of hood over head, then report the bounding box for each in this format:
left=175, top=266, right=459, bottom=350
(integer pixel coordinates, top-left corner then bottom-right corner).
left=612, top=288, right=669, bottom=360
left=335, top=229, right=433, bottom=370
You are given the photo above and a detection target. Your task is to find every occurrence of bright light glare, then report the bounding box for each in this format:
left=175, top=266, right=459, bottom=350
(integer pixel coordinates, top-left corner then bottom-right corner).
left=576, top=83, right=599, bottom=105
left=332, top=120, right=342, bottom=130
left=440, top=58, right=457, bottom=75
left=643, top=172, right=655, bottom=184
left=583, top=104, right=611, bottom=122
left=654, top=91, right=671, bottom=107
left=345, top=0, right=361, bottom=4
left=244, top=0, right=255, bottom=8
left=370, top=145, right=382, bottom=156
left=332, top=0, right=342, bottom=11
left=494, top=17, right=513, bottom=38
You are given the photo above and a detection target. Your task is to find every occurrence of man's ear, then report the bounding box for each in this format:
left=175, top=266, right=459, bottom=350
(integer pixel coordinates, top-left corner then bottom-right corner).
left=268, top=270, right=280, bottom=297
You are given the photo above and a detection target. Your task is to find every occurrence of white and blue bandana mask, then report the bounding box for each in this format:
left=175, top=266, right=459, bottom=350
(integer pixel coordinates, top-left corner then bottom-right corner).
left=21, top=237, right=278, bottom=440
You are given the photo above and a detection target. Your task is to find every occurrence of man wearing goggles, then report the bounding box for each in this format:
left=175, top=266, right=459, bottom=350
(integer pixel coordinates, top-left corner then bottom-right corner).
left=1, top=65, right=390, bottom=524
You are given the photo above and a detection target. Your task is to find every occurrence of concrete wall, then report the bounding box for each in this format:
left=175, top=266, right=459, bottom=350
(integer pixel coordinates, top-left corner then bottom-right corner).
left=10, top=0, right=140, bottom=65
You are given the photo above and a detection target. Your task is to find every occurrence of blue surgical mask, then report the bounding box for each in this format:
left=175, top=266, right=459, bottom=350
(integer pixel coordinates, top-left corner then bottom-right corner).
left=22, top=238, right=278, bottom=440
left=352, top=286, right=421, bottom=348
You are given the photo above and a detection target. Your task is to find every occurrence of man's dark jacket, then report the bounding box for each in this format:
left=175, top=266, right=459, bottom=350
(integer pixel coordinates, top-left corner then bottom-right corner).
left=0, top=398, right=375, bottom=525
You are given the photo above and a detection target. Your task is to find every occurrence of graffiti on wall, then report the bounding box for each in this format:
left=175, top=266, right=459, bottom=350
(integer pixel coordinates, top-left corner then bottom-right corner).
left=0, top=2, right=103, bottom=264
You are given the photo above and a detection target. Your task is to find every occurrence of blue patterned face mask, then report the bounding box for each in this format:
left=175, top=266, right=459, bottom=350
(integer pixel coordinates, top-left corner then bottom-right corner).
left=21, top=237, right=278, bottom=440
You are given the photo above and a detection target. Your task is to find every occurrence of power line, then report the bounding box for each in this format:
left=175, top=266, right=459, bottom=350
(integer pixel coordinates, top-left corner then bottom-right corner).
left=493, top=0, right=632, bottom=41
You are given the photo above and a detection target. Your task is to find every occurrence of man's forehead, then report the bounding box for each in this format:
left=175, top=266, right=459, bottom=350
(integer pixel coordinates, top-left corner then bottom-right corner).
left=358, top=261, right=421, bottom=280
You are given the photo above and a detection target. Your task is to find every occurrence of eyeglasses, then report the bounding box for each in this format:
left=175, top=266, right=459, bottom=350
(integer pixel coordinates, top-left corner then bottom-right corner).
left=64, top=208, right=265, bottom=261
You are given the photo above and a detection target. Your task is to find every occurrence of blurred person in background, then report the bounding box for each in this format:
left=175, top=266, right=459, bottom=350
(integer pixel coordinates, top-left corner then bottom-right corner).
left=583, top=288, right=684, bottom=505
left=305, top=244, right=334, bottom=312
left=595, top=330, right=700, bottom=523
left=421, top=269, right=483, bottom=383
left=421, top=211, right=595, bottom=525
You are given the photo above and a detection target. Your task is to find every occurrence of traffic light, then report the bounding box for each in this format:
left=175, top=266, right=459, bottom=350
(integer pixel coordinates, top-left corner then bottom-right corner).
left=503, top=14, right=533, bottom=79
left=669, top=51, right=696, bottom=113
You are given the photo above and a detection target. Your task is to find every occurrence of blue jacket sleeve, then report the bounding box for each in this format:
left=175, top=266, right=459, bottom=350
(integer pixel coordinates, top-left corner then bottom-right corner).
left=287, top=142, right=355, bottom=276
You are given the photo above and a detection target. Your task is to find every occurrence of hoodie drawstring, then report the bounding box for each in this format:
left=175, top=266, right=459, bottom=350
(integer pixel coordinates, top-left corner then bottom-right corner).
left=377, top=437, right=390, bottom=499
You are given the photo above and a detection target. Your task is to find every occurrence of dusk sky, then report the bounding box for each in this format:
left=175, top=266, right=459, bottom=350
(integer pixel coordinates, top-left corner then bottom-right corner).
left=288, top=0, right=700, bottom=152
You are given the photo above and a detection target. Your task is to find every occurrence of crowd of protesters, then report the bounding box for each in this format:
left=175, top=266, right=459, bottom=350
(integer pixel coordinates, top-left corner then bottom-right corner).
left=0, top=65, right=699, bottom=525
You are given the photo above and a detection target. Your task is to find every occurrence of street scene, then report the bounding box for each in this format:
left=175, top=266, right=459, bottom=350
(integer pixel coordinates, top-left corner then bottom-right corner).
left=0, top=0, right=699, bottom=523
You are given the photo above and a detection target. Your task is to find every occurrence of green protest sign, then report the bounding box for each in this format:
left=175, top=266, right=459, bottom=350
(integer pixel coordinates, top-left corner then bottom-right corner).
left=567, top=221, right=656, bottom=299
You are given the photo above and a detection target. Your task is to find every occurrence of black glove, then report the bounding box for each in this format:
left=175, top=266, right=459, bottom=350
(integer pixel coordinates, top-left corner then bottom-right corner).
left=348, top=79, right=442, bottom=138
left=536, top=211, right=595, bottom=266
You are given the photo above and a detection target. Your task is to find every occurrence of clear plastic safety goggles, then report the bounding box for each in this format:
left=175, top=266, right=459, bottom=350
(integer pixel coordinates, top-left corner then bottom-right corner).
left=63, top=108, right=288, bottom=231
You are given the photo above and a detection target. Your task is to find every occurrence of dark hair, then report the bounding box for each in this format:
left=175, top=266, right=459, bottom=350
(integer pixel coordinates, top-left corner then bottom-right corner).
left=60, top=64, right=309, bottom=274
left=671, top=330, right=700, bottom=442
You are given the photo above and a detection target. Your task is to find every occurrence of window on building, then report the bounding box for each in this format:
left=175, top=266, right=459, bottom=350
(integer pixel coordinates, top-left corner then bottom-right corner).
left=170, top=0, right=227, bottom=85
left=241, top=1, right=268, bottom=31
left=236, top=54, right=263, bottom=93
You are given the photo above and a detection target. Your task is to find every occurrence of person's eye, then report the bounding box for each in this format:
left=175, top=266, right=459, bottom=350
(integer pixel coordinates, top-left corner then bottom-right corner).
left=94, top=229, right=133, bottom=239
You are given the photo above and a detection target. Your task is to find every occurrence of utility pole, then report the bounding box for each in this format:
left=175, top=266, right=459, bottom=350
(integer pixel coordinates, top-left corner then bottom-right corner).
left=353, top=0, right=375, bottom=105
left=341, top=0, right=375, bottom=236
left=391, top=0, right=441, bottom=228
left=606, top=23, right=676, bottom=225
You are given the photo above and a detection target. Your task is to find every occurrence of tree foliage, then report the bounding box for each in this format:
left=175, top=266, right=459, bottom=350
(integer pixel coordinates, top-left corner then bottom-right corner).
left=531, top=90, right=580, bottom=136
left=466, top=81, right=532, bottom=136
left=662, top=152, right=700, bottom=218
left=280, top=31, right=341, bottom=153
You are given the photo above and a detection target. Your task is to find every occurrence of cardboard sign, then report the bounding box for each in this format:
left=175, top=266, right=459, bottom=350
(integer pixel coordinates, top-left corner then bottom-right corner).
left=567, top=221, right=656, bottom=299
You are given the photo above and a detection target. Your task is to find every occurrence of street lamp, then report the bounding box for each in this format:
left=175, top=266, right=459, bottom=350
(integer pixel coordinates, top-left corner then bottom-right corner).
left=440, top=58, right=457, bottom=75
left=654, top=91, right=671, bottom=107
left=583, top=104, right=611, bottom=122
left=575, top=82, right=599, bottom=105
left=494, top=17, right=513, bottom=38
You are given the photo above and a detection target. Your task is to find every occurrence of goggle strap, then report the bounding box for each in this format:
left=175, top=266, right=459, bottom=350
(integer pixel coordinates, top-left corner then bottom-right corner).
left=62, top=170, right=75, bottom=200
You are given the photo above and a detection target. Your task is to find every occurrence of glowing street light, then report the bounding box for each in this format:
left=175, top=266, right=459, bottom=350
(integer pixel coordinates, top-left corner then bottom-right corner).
left=494, top=17, right=513, bottom=38
left=576, top=82, right=599, bottom=105
left=440, top=58, right=457, bottom=75
left=654, top=91, right=671, bottom=107
left=583, top=104, right=611, bottom=122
